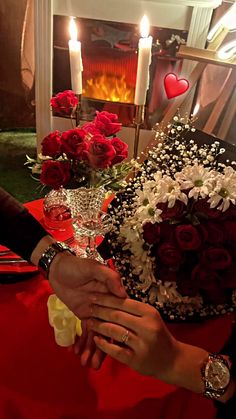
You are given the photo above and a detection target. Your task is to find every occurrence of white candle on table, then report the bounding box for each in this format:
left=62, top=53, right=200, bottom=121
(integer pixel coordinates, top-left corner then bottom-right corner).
left=68, top=17, right=83, bottom=94
left=134, top=15, right=152, bottom=105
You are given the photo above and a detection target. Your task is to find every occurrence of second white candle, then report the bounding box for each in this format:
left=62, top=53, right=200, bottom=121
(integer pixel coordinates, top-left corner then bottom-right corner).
left=134, top=15, right=152, bottom=106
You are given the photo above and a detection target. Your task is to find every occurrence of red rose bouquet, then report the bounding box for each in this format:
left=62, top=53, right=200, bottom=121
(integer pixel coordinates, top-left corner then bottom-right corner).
left=26, top=94, right=131, bottom=191
left=50, top=90, right=78, bottom=116
left=106, top=116, right=236, bottom=320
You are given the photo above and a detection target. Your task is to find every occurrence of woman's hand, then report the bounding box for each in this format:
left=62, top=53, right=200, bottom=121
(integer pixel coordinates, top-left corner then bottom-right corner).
left=74, top=320, right=106, bottom=370
left=88, top=294, right=180, bottom=381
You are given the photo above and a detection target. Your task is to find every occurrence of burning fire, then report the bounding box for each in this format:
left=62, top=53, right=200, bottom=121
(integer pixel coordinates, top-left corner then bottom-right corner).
left=83, top=74, right=134, bottom=103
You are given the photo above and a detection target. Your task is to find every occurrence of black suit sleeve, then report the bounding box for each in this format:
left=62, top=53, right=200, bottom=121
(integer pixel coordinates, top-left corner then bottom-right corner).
left=0, top=187, right=48, bottom=262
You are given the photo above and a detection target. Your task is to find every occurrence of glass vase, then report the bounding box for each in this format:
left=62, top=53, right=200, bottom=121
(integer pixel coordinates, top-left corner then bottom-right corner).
left=67, top=187, right=112, bottom=260
left=43, top=187, right=72, bottom=231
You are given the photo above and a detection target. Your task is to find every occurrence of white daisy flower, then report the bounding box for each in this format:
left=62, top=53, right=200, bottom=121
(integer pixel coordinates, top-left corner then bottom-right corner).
left=156, top=175, right=188, bottom=208
left=208, top=168, right=236, bottom=211
left=175, top=164, right=215, bottom=199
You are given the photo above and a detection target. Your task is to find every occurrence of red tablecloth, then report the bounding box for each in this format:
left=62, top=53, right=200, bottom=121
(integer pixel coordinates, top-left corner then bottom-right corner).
left=0, top=199, right=234, bottom=419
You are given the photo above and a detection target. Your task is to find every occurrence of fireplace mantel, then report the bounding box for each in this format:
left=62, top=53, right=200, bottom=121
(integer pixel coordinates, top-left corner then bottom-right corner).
left=35, top=0, right=223, bottom=154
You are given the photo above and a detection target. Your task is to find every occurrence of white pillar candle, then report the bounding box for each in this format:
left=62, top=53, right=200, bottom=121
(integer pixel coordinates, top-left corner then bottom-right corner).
left=68, top=17, right=83, bottom=94
left=134, top=15, right=152, bottom=106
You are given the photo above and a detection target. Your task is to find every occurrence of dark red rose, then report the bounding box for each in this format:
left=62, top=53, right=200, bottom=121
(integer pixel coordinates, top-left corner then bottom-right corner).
left=94, top=111, right=121, bottom=136
left=176, top=270, right=199, bottom=297
left=202, top=247, right=231, bottom=270
left=192, top=264, right=220, bottom=291
left=40, top=160, right=71, bottom=189
left=50, top=90, right=78, bottom=116
left=224, top=221, right=236, bottom=242
left=223, top=264, right=236, bottom=289
left=157, top=242, right=182, bottom=266
left=85, top=134, right=116, bottom=169
left=82, top=122, right=101, bottom=136
left=201, top=221, right=225, bottom=245
left=193, top=198, right=221, bottom=219
left=61, top=129, right=88, bottom=160
left=142, top=222, right=160, bottom=245
left=110, top=137, right=128, bottom=165
left=223, top=204, right=236, bottom=219
left=175, top=224, right=201, bottom=250
left=157, top=265, right=177, bottom=282
left=41, top=130, right=62, bottom=158
left=197, top=224, right=208, bottom=242
left=160, top=223, right=175, bottom=242
left=157, top=200, right=185, bottom=220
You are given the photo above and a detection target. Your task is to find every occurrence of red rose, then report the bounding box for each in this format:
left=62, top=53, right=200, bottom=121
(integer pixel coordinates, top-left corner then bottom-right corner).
left=202, top=247, right=231, bottom=270
left=193, top=198, right=221, bottom=219
left=176, top=271, right=199, bottom=297
left=175, top=224, right=201, bottom=250
left=224, top=221, right=236, bottom=242
left=50, top=90, right=78, bottom=116
left=61, top=129, right=88, bottom=160
left=201, top=221, right=225, bottom=245
left=40, top=160, right=71, bottom=189
left=157, top=265, right=177, bottom=282
left=193, top=265, right=228, bottom=304
left=110, top=137, right=128, bottom=165
left=223, top=264, right=236, bottom=289
left=157, top=200, right=185, bottom=220
left=94, top=111, right=121, bottom=136
left=224, top=204, right=236, bottom=219
left=157, top=242, right=182, bottom=266
left=143, top=222, right=160, bottom=245
left=82, top=122, right=101, bottom=136
left=85, top=134, right=116, bottom=169
left=192, top=265, right=219, bottom=291
left=41, top=130, right=62, bottom=158
left=160, top=223, right=175, bottom=242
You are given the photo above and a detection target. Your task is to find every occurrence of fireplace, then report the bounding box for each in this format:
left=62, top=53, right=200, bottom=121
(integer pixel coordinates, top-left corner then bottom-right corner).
left=53, top=15, right=187, bottom=128
left=35, top=0, right=222, bottom=153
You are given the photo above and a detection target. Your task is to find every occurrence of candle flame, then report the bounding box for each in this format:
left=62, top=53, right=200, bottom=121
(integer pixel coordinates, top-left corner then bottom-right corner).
left=217, top=40, right=236, bottom=61
left=140, top=15, right=150, bottom=38
left=69, top=17, right=78, bottom=42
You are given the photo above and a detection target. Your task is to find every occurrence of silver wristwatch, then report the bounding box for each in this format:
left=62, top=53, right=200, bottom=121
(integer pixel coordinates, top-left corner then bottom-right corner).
left=38, top=241, right=76, bottom=278
left=201, top=353, right=231, bottom=400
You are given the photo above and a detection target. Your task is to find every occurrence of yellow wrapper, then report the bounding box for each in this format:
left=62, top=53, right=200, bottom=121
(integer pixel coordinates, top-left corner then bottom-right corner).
left=47, top=294, right=82, bottom=346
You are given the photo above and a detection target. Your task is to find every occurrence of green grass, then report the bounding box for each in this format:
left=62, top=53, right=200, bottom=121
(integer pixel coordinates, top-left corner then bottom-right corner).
left=0, top=130, right=44, bottom=203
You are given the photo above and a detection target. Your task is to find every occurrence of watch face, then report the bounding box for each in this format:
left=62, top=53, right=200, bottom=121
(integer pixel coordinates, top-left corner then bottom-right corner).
left=205, top=359, right=230, bottom=390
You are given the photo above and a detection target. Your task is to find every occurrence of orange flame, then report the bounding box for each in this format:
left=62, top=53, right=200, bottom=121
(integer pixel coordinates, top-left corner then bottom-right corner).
left=83, top=74, right=134, bottom=103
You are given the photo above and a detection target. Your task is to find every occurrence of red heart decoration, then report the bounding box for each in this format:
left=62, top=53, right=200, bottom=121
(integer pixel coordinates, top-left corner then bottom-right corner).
left=164, top=73, right=189, bottom=99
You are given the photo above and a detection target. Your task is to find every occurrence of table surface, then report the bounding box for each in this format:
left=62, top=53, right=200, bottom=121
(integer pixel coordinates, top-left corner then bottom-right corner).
left=0, top=199, right=234, bottom=419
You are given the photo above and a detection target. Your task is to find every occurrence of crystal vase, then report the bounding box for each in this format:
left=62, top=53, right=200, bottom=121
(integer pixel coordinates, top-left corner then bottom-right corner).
left=67, top=187, right=112, bottom=260
left=43, top=187, right=72, bottom=231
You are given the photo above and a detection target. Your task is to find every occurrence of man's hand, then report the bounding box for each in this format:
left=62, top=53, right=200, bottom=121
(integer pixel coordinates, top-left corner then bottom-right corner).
left=31, top=235, right=126, bottom=319
left=48, top=252, right=126, bottom=319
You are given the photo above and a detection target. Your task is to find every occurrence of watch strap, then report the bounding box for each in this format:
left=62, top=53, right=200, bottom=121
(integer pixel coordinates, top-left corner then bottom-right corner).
left=38, top=241, right=76, bottom=278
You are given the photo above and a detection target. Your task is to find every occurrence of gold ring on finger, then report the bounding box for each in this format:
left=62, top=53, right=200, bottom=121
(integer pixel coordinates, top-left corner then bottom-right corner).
left=121, top=329, right=129, bottom=344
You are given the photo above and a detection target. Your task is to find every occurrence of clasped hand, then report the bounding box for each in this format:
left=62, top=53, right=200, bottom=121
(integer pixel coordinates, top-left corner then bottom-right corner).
left=76, top=294, right=180, bottom=380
